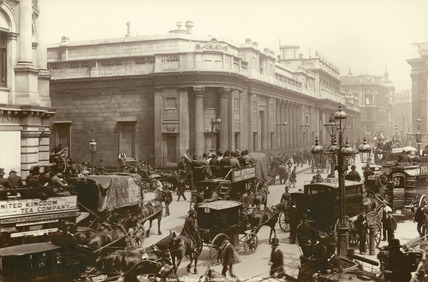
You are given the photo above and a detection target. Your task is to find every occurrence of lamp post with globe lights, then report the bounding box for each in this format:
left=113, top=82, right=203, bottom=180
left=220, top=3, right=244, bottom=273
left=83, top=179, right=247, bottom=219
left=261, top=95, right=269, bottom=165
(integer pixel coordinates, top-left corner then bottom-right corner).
left=312, top=105, right=371, bottom=256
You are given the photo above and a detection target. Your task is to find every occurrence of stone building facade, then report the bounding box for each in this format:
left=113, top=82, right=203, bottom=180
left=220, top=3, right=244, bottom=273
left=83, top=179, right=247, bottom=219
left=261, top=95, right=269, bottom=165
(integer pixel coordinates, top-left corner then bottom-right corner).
left=47, top=22, right=360, bottom=167
left=0, top=0, right=51, bottom=177
left=340, top=71, right=394, bottom=142
left=408, top=43, right=428, bottom=144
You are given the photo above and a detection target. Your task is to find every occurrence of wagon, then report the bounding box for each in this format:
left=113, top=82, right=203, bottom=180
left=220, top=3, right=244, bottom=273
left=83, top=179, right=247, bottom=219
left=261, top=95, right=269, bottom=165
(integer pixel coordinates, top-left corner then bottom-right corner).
left=196, top=200, right=258, bottom=264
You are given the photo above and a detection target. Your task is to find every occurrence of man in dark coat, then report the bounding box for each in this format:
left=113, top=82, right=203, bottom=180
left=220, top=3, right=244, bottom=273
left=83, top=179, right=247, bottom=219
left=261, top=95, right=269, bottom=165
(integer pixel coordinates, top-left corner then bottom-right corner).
left=221, top=239, right=238, bottom=279
left=415, top=205, right=426, bottom=238
left=346, top=165, right=362, bottom=182
left=269, top=238, right=285, bottom=278
left=288, top=203, right=300, bottom=244
left=355, top=211, right=368, bottom=254
left=0, top=168, right=8, bottom=188
left=384, top=239, right=412, bottom=282
left=384, top=211, right=397, bottom=242
left=181, top=209, right=201, bottom=253
left=297, top=214, right=316, bottom=258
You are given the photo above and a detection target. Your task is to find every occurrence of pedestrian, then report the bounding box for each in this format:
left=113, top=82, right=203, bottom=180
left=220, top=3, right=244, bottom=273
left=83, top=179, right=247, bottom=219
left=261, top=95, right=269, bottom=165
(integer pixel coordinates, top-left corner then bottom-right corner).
left=269, top=238, right=285, bottom=278
left=278, top=164, right=287, bottom=184
left=289, top=166, right=297, bottom=188
left=221, top=238, right=239, bottom=279
left=176, top=172, right=187, bottom=201
left=297, top=214, right=316, bottom=258
left=152, top=177, right=164, bottom=202
left=384, top=211, right=397, bottom=242
left=384, top=239, right=412, bottom=282
left=163, top=185, right=173, bottom=217
left=280, top=186, right=291, bottom=207
left=355, top=211, right=368, bottom=254
left=415, top=205, right=426, bottom=238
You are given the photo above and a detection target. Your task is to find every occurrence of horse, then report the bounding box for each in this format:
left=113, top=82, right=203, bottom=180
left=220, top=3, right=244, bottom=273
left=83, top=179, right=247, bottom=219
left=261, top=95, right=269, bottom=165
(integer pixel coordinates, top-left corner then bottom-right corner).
left=141, top=201, right=163, bottom=237
left=198, top=266, right=234, bottom=282
left=247, top=202, right=283, bottom=243
left=249, top=182, right=269, bottom=210
left=363, top=192, right=387, bottom=213
left=169, top=234, right=200, bottom=274
left=98, top=233, right=176, bottom=278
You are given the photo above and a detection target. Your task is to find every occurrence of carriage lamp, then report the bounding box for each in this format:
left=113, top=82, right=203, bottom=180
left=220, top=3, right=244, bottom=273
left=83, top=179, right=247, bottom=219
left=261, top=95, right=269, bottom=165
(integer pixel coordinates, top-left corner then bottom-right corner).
left=358, top=137, right=372, bottom=164
left=311, top=137, right=324, bottom=166
left=210, top=117, right=222, bottom=151
left=89, top=139, right=97, bottom=174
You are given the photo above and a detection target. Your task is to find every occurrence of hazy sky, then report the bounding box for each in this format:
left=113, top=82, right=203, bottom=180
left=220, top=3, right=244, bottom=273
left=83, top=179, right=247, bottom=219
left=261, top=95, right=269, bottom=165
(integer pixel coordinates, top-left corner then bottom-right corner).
left=45, top=0, right=428, bottom=92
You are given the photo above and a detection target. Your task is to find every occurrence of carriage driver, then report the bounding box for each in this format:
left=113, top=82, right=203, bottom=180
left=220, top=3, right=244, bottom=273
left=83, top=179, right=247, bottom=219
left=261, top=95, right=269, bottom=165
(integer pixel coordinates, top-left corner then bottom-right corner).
left=181, top=209, right=201, bottom=253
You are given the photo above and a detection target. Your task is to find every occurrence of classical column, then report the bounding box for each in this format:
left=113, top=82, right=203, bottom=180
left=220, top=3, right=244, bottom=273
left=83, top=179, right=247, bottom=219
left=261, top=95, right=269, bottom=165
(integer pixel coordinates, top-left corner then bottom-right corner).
left=37, top=0, right=52, bottom=108
left=293, top=104, right=297, bottom=147
left=154, top=89, right=163, bottom=166
left=280, top=101, right=284, bottom=148
left=18, top=0, right=33, bottom=64
left=219, top=87, right=231, bottom=151
left=194, top=87, right=205, bottom=159
left=179, top=88, right=190, bottom=157
left=287, top=102, right=292, bottom=147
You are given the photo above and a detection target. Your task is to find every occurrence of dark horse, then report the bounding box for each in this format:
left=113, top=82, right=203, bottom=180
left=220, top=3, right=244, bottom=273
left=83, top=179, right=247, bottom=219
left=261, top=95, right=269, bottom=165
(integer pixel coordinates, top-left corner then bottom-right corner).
left=169, top=234, right=200, bottom=274
left=248, top=179, right=270, bottom=210
left=248, top=202, right=284, bottom=243
left=98, top=233, right=176, bottom=280
left=142, top=201, right=163, bottom=236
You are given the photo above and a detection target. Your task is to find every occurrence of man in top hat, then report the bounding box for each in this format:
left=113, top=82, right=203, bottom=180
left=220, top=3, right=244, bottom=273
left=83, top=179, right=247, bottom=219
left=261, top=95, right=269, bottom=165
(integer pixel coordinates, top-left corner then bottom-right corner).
left=269, top=238, right=285, bottom=278
left=346, top=165, right=362, bottom=182
left=26, top=166, right=40, bottom=188
left=181, top=209, right=201, bottom=254
left=384, top=239, right=412, bottom=282
left=7, top=170, right=22, bottom=189
left=0, top=168, right=8, bottom=188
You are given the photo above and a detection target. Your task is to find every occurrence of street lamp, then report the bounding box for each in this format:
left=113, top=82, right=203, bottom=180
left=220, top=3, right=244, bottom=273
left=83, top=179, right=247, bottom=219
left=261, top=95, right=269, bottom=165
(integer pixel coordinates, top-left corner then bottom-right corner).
left=323, top=113, right=338, bottom=177
left=312, top=105, right=371, bottom=256
left=89, top=139, right=97, bottom=174
left=394, top=125, right=398, bottom=140
left=416, top=117, right=423, bottom=155
left=358, top=137, right=372, bottom=163
left=210, top=117, right=222, bottom=151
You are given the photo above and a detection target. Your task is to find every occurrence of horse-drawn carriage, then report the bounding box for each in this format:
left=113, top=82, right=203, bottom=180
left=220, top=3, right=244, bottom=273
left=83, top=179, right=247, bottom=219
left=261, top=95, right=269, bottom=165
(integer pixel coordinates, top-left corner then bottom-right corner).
left=279, top=179, right=364, bottom=235
left=196, top=200, right=259, bottom=264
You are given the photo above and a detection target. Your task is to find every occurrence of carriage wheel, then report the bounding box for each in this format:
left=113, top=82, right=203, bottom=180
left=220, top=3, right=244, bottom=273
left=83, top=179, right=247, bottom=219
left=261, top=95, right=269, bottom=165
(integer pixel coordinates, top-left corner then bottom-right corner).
left=374, top=223, right=382, bottom=247
left=349, top=230, right=359, bottom=247
left=210, top=233, right=228, bottom=265
left=278, top=210, right=290, bottom=232
left=243, top=232, right=258, bottom=254
left=419, top=194, right=428, bottom=208
left=126, top=225, right=145, bottom=249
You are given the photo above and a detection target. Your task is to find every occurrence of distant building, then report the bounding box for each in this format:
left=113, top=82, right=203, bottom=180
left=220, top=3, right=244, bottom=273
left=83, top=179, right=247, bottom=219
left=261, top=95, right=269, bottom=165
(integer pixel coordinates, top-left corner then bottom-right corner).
left=393, top=89, right=412, bottom=140
left=47, top=22, right=359, bottom=167
left=340, top=71, right=394, bottom=143
left=408, top=43, right=428, bottom=146
left=0, top=0, right=51, bottom=178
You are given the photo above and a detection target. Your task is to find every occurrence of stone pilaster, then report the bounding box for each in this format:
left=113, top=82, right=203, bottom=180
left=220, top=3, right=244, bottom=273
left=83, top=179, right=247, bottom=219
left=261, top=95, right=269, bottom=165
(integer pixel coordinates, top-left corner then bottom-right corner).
left=179, top=88, right=190, bottom=157
left=18, top=0, right=33, bottom=64
left=193, top=86, right=205, bottom=159
left=219, top=87, right=232, bottom=151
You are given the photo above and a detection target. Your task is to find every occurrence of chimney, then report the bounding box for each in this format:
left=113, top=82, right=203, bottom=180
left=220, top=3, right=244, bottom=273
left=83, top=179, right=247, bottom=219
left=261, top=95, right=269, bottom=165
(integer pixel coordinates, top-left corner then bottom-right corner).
left=245, top=38, right=252, bottom=44
left=185, top=20, right=194, bottom=35
left=126, top=21, right=131, bottom=37
left=177, top=21, right=182, bottom=30
left=60, top=36, right=69, bottom=46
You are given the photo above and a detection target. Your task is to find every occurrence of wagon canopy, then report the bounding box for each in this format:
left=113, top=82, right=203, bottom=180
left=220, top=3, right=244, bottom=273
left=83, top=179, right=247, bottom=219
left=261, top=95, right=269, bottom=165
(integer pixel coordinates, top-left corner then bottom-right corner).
left=247, top=152, right=269, bottom=180
left=87, top=174, right=142, bottom=212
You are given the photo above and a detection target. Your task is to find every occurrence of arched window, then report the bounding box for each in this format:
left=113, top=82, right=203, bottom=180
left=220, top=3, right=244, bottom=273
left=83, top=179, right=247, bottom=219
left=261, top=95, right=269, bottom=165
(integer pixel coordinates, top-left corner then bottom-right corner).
left=0, top=31, right=6, bottom=86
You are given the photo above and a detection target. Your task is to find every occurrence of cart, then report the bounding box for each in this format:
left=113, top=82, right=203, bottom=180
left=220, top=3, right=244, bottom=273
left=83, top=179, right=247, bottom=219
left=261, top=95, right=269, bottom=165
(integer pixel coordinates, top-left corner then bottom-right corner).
left=196, top=200, right=258, bottom=264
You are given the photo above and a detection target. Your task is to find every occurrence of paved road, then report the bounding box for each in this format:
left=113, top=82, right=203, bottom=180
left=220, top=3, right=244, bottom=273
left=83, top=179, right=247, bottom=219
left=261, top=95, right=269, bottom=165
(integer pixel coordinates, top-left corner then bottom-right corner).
left=129, top=161, right=420, bottom=281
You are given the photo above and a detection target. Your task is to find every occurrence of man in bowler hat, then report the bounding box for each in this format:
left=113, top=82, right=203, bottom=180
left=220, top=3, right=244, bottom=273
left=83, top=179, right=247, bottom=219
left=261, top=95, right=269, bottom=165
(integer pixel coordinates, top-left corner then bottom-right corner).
left=384, top=239, right=412, bottom=282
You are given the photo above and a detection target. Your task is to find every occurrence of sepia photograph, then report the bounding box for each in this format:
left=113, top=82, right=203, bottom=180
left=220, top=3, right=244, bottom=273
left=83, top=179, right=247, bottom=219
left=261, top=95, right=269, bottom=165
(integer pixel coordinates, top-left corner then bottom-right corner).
left=0, top=0, right=428, bottom=280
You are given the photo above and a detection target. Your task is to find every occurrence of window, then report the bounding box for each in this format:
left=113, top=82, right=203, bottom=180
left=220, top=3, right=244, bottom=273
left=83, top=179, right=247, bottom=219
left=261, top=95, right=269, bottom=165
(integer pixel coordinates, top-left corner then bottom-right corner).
left=0, top=31, right=6, bottom=86
left=119, top=122, right=136, bottom=159
left=165, top=97, right=177, bottom=110
left=203, top=90, right=216, bottom=109
left=165, top=135, right=177, bottom=163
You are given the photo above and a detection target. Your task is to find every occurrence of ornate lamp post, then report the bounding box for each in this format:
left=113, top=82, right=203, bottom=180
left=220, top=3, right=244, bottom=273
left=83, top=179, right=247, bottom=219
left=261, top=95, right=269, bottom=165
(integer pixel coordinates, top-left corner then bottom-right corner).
left=407, top=129, right=412, bottom=145
left=394, top=125, right=398, bottom=140
left=210, top=117, right=222, bottom=151
left=324, top=113, right=338, bottom=177
left=89, top=139, right=97, bottom=174
left=358, top=137, right=372, bottom=163
left=312, top=105, right=371, bottom=256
